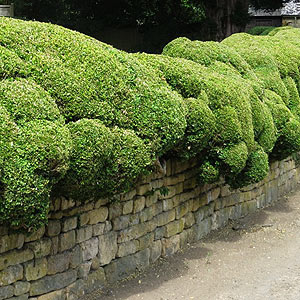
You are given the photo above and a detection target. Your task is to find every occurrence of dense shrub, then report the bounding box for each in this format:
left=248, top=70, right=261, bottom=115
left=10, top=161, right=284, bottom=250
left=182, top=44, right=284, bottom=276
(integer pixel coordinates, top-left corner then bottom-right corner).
left=1, top=17, right=300, bottom=229
left=247, top=26, right=274, bottom=36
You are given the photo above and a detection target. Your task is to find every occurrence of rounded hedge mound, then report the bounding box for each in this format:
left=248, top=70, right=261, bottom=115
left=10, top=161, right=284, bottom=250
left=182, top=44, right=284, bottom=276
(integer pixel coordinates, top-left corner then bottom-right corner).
left=1, top=18, right=300, bottom=229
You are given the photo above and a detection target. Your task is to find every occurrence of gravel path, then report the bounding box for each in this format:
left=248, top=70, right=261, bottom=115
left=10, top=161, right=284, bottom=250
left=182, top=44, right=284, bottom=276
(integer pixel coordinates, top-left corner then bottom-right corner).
left=87, top=186, right=300, bottom=300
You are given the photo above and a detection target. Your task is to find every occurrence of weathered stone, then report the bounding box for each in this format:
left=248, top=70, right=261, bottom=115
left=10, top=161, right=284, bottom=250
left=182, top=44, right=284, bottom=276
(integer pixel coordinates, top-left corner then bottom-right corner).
left=70, top=245, right=82, bottom=269
left=47, top=252, right=70, bottom=275
left=46, top=221, right=61, bottom=237
left=184, top=212, right=195, bottom=228
left=29, top=270, right=77, bottom=296
left=94, top=198, right=108, bottom=209
left=50, top=237, right=58, bottom=256
left=220, top=185, right=232, bottom=197
left=24, top=258, right=47, bottom=281
left=150, top=240, right=162, bottom=263
left=99, top=232, right=117, bottom=265
left=50, top=211, right=63, bottom=220
left=0, top=234, right=24, bottom=254
left=133, top=197, right=146, bottom=214
left=104, top=221, right=112, bottom=233
left=25, top=227, right=45, bottom=243
left=79, top=213, right=89, bottom=227
left=104, top=249, right=150, bottom=283
left=61, top=198, right=75, bottom=211
left=59, top=231, right=76, bottom=252
left=117, top=223, right=149, bottom=244
left=91, top=224, right=105, bottom=237
left=122, top=201, right=133, bottom=215
left=0, top=265, right=23, bottom=286
left=138, top=233, right=154, bottom=250
left=175, top=203, right=189, bottom=220
left=91, top=257, right=101, bottom=271
left=179, top=230, right=189, bottom=248
left=0, top=249, right=33, bottom=271
left=183, top=177, right=197, bottom=191
left=165, top=220, right=185, bottom=238
left=162, top=235, right=180, bottom=257
left=193, top=218, right=212, bottom=241
left=158, top=185, right=177, bottom=200
left=78, top=261, right=92, bottom=279
left=139, top=207, right=154, bottom=223
left=0, top=286, right=14, bottom=300
left=129, top=214, right=140, bottom=227
left=154, top=226, right=166, bottom=240
left=36, top=289, right=65, bottom=300
left=117, top=240, right=139, bottom=258
left=136, top=184, right=151, bottom=196
left=109, top=203, right=122, bottom=220
left=162, top=198, right=173, bottom=212
left=145, top=194, right=158, bottom=208
left=156, top=210, right=175, bottom=227
left=164, top=174, right=185, bottom=186
left=65, top=279, right=85, bottom=300
left=14, top=282, right=30, bottom=296
left=150, top=178, right=164, bottom=189
left=76, top=226, right=93, bottom=243
left=62, top=217, right=77, bottom=233
left=207, top=187, right=220, bottom=203
left=81, top=238, right=98, bottom=261
left=88, top=208, right=108, bottom=225
left=84, top=268, right=106, bottom=294
left=8, top=294, right=29, bottom=300
left=120, top=189, right=136, bottom=202
left=112, top=215, right=130, bottom=231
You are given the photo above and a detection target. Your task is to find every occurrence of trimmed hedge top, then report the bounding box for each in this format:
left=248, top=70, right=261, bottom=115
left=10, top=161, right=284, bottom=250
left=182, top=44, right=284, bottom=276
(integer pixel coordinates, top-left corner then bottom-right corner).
left=0, top=19, right=300, bottom=230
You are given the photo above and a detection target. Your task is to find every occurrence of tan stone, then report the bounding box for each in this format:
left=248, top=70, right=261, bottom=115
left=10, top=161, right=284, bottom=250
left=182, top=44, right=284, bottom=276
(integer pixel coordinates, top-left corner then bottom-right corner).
left=61, top=197, right=75, bottom=211
left=79, top=213, right=89, bottom=227
left=25, top=258, right=47, bottom=281
left=62, top=217, right=77, bottom=232
left=136, top=184, right=151, bottom=196
left=59, top=231, right=76, bottom=252
left=122, top=201, right=133, bottom=215
left=99, top=232, right=118, bottom=265
left=165, top=220, right=185, bottom=238
left=0, top=234, right=24, bottom=254
left=109, top=203, right=123, bottom=220
left=25, top=227, right=45, bottom=243
left=117, top=240, right=139, bottom=258
left=37, top=289, right=65, bottom=300
left=156, top=210, right=176, bottom=227
left=0, top=264, right=23, bottom=286
left=0, top=249, right=34, bottom=271
left=88, top=207, right=108, bottom=225
left=133, top=197, right=145, bottom=214
left=46, top=220, right=61, bottom=237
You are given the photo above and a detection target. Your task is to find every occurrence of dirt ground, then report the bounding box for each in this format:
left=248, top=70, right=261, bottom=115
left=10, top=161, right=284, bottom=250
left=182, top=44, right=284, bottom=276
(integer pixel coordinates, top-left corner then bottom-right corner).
left=87, top=186, right=300, bottom=300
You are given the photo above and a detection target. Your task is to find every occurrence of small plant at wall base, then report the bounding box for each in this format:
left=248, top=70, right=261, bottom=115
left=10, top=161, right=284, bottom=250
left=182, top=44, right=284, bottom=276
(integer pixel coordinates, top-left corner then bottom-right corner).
left=1, top=18, right=300, bottom=230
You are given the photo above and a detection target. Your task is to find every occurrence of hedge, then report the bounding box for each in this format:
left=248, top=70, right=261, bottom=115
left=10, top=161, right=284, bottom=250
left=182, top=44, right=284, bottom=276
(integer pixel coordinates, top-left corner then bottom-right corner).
left=1, top=18, right=300, bottom=229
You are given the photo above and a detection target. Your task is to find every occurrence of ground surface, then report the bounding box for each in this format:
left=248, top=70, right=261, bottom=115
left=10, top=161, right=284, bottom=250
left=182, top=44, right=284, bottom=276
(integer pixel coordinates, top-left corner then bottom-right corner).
left=87, top=186, right=300, bottom=300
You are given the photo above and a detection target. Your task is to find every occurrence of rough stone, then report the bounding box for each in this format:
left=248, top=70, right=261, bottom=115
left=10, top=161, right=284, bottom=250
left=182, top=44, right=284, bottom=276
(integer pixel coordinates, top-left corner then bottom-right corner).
left=145, top=194, right=158, bottom=208
left=99, top=232, right=118, bottom=265
left=94, top=198, right=108, bottom=209
left=50, top=237, right=58, bottom=256
left=109, top=203, right=123, bottom=220
left=78, top=261, right=92, bottom=279
left=65, top=279, right=85, bottom=300
left=84, top=268, right=106, bottom=294
left=165, top=220, right=185, bottom=238
left=117, top=240, right=139, bottom=258
left=136, top=184, right=151, bottom=196
left=138, top=233, right=154, bottom=250
left=120, top=189, right=136, bottom=202
left=79, top=213, right=89, bottom=227
left=139, top=207, right=154, bottom=223
left=133, top=197, right=146, bottom=214
left=122, top=201, right=133, bottom=215
left=59, top=231, right=76, bottom=252
left=156, top=210, right=176, bottom=227
left=162, top=198, right=174, bottom=212
left=47, top=252, right=70, bottom=275
left=24, top=258, right=47, bottom=281
left=91, top=257, right=101, bottom=271
left=88, top=208, right=108, bottom=225
left=0, top=234, right=24, bottom=254
left=0, top=286, right=14, bottom=300
left=162, top=235, right=180, bottom=257
left=154, top=226, right=166, bottom=240
left=112, top=215, right=130, bottom=231
left=150, top=240, right=162, bottom=263
left=0, top=265, right=23, bottom=286
left=81, top=238, right=98, bottom=261
left=46, top=221, right=61, bottom=237
left=92, top=224, right=105, bottom=237
left=8, top=294, right=29, bottom=300
left=175, top=203, right=189, bottom=219
left=29, top=270, right=77, bottom=296
left=76, top=226, right=93, bottom=244
left=61, top=198, right=75, bottom=211
left=14, top=282, right=30, bottom=296
left=62, top=217, right=77, bottom=233
left=117, top=223, right=149, bottom=244
left=25, top=227, right=45, bottom=243
left=0, top=249, right=33, bottom=271
left=70, top=245, right=82, bottom=269
left=36, top=289, right=65, bottom=300
left=184, top=212, right=195, bottom=228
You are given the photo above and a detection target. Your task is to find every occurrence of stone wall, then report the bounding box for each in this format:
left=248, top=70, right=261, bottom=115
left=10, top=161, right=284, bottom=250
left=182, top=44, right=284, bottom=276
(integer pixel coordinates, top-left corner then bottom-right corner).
left=0, top=157, right=299, bottom=300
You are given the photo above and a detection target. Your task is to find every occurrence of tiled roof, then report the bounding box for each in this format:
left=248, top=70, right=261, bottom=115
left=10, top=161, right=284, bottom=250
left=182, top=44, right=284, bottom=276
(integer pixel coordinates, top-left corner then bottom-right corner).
left=249, top=0, right=300, bottom=17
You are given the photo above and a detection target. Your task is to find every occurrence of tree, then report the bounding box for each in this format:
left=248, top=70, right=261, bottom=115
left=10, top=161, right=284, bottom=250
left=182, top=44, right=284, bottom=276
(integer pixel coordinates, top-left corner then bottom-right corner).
left=249, top=0, right=290, bottom=10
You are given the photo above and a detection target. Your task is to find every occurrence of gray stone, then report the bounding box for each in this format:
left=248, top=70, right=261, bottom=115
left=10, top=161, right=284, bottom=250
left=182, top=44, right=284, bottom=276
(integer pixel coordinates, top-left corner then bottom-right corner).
left=156, top=210, right=176, bottom=227
left=27, top=239, right=51, bottom=259
left=47, top=252, right=70, bottom=275
left=81, top=238, right=98, bottom=261
left=109, top=203, right=123, bottom=220
left=76, top=226, right=93, bottom=243
left=84, top=268, right=106, bottom=294
left=150, top=240, right=162, bottom=263
left=7, top=294, right=29, bottom=300
left=104, top=221, right=112, bottom=233
left=112, top=215, right=130, bottom=231
left=0, top=265, right=23, bottom=286
left=70, top=245, right=82, bottom=269
left=104, top=249, right=150, bottom=283
left=0, top=286, right=14, bottom=300
left=99, top=232, right=117, bottom=265
left=162, top=235, right=180, bottom=257
left=139, top=233, right=154, bottom=250
left=117, top=240, right=139, bottom=258
left=36, top=289, right=65, bottom=300
left=29, top=270, right=77, bottom=296
left=14, top=282, right=30, bottom=296
left=65, top=279, right=85, bottom=300
left=62, top=217, right=77, bottom=233
left=194, top=218, right=212, bottom=241
left=46, top=220, right=61, bottom=237
left=78, top=262, right=92, bottom=279
left=25, top=227, right=45, bottom=243
left=59, top=231, right=76, bottom=252
left=154, top=227, right=166, bottom=240
left=24, top=258, right=47, bottom=281
left=133, top=197, right=146, bottom=214
left=0, top=249, right=34, bottom=271
left=92, top=224, right=105, bottom=237
left=184, top=212, right=195, bottom=228
left=0, top=234, right=24, bottom=254
left=79, top=213, right=89, bottom=227
left=91, top=257, right=101, bottom=271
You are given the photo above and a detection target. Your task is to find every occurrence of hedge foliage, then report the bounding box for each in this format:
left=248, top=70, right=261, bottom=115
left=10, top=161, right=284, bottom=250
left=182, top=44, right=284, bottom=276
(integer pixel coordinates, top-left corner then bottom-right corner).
left=1, top=18, right=300, bottom=229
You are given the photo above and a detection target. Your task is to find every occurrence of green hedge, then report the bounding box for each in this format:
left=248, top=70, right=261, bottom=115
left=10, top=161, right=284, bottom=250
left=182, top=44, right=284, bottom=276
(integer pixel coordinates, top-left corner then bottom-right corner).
left=1, top=18, right=300, bottom=229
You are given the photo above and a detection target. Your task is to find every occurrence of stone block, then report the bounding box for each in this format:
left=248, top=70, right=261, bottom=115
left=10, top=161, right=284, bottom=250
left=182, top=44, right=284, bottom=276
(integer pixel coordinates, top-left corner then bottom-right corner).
left=112, top=215, right=130, bottom=231
left=78, top=213, right=89, bottom=227
left=133, top=197, right=146, bottom=214
left=84, top=268, right=106, bottom=295
left=163, top=174, right=185, bottom=186
left=59, top=231, right=76, bottom=252
left=109, top=203, right=122, bottom=220
left=0, top=286, right=14, bottom=300
left=156, top=210, right=176, bottom=227
left=0, top=249, right=33, bottom=271
left=62, top=217, right=77, bottom=233
left=220, top=185, right=232, bottom=197
left=154, top=226, right=166, bottom=240
left=36, top=289, right=65, bottom=300
left=183, top=177, right=197, bottom=191
left=104, top=249, right=150, bottom=283
left=24, top=258, right=47, bottom=281
left=184, top=212, right=195, bottom=228
left=179, top=230, right=189, bottom=248
left=150, top=240, right=162, bottom=263
left=29, top=270, right=77, bottom=296
left=193, top=218, right=212, bottom=241
left=81, top=238, right=98, bottom=261
left=9, top=294, right=29, bottom=300
left=88, top=207, right=108, bottom=225
left=92, top=224, right=105, bottom=237
left=207, top=187, right=220, bottom=203
left=129, top=214, right=139, bottom=227
left=138, top=233, right=154, bottom=250
left=99, top=232, right=117, bottom=265
left=120, top=189, right=136, bottom=202
left=46, top=220, right=61, bottom=237
left=0, top=265, right=23, bottom=286
left=162, top=198, right=173, bottom=212
left=61, top=198, right=75, bottom=211
left=139, top=207, right=154, bottom=223
left=91, top=257, right=101, bottom=271
left=165, top=220, right=185, bottom=238
left=117, top=223, right=148, bottom=244
left=94, top=198, right=108, bottom=209
left=78, top=262, right=92, bottom=279
left=65, top=279, right=85, bottom=300
left=117, top=240, right=139, bottom=258
left=76, top=226, right=93, bottom=244
left=152, top=202, right=163, bottom=216
left=69, top=246, right=82, bottom=269
left=145, top=194, right=158, bottom=208
left=136, top=184, right=151, bottom=196
left=47, top=252, right=70, bottom=275
left=162, top=235, right=180, bottom=257
left=0, top=234, right=24, bottom=254
left=122, top=201, right=133, bottom=215
left=14, top=282, right=30, bottom=296
left=175, top=203, right=189, bottom=219
left=25, top=227, right=45, bottom=243
left=50, top=237, right=58, bottom=256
